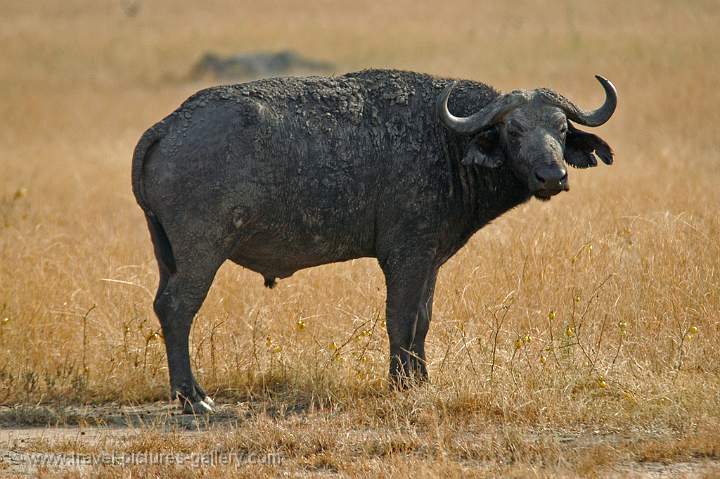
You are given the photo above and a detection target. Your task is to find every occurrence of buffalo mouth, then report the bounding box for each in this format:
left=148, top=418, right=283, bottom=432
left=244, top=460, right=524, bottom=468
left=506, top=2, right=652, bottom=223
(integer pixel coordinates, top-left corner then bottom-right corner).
left=533, top=188, right=566, bottom=201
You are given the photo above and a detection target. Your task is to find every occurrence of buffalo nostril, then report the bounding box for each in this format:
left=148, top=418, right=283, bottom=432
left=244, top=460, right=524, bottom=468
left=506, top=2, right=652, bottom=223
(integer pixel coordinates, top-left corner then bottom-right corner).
left=536, top=168, right=565, bottom=182
left=535, top=167, right=567, bottom=190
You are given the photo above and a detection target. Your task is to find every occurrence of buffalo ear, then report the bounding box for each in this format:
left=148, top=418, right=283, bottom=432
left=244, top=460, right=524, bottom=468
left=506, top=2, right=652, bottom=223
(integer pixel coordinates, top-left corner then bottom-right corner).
left=462, top=127, right=504, bottom=168
left=564, top=122, right=614, bottom=168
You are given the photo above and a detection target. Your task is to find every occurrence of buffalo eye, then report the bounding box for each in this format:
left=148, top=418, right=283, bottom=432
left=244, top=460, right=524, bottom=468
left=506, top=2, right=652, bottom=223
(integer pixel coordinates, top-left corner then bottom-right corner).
left=507, top=128, right=522, bottom=140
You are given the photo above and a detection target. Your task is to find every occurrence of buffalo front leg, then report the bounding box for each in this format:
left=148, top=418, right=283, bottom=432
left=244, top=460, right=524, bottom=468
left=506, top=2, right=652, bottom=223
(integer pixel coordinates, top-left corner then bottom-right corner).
left=407, top=270, right=437, bottom=380
left=153, top=260, right=220, bottom=414
left=380, top=250, right=436, bottom=387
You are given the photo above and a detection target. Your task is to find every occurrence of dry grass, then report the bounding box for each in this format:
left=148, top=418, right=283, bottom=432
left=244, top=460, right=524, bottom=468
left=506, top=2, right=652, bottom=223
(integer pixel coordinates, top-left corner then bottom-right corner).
left=1, top=0, right=719, bottom=476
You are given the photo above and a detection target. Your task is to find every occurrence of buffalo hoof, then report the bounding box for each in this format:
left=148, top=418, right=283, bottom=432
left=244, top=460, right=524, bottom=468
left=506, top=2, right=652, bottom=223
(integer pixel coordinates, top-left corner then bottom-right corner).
left=174, top=383, right=215, bottom=414
left=181, top=397, right=214, bottom=415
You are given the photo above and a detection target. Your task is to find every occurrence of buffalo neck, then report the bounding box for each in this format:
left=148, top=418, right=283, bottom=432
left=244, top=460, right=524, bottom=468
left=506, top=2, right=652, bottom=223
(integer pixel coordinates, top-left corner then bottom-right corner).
left=451, top=149, right=532, bottom=246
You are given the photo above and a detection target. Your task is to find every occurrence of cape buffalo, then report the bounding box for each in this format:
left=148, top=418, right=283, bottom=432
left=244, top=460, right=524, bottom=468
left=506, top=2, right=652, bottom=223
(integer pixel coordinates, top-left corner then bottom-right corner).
left=131, top=69, right=617, bottom=413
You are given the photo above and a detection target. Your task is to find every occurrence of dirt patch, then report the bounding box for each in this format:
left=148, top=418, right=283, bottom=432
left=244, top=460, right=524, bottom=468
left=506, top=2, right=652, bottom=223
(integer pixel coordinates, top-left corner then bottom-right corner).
left=0, top=402, right=247, bottom=430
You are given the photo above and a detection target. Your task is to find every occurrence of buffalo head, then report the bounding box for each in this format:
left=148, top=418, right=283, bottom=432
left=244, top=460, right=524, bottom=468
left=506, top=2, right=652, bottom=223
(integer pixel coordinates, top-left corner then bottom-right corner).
left=438, top=76, right=617, bottom=201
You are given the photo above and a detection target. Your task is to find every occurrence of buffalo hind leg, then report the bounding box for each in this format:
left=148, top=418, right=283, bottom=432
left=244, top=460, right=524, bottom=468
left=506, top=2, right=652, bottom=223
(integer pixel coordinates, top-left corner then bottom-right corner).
left=153, top=257, right=221, bottom=414
left=380, top=249, right=436, bottom=388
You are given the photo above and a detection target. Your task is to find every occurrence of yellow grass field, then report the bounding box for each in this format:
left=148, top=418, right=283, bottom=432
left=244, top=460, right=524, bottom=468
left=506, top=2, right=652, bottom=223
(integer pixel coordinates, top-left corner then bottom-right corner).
left=1, top=0, right=719, bottom=476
